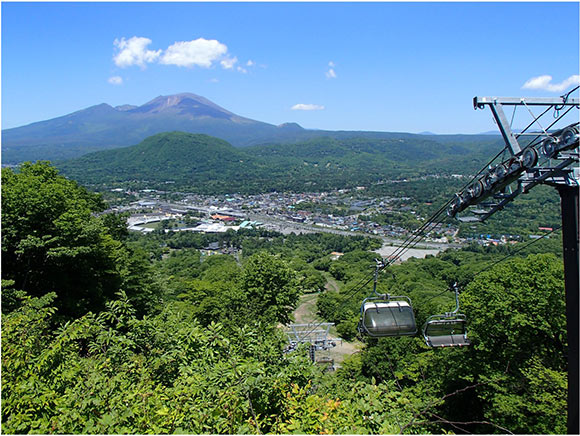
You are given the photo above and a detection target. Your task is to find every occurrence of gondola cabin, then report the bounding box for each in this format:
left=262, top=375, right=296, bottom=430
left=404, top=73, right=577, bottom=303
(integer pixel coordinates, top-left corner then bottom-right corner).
left=360, top=298, right=417, bottom=337
left=422, top=315, right=470, bottom=347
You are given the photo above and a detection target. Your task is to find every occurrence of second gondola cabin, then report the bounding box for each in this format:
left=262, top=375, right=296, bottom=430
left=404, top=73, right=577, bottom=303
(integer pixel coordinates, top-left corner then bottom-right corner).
left=422, top=314, right=470, bottom=347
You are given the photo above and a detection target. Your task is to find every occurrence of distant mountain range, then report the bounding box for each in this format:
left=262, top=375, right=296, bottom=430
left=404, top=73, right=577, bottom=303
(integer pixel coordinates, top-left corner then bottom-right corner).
left=2, top=92, right=501, bottom=163
left=2, top=93, right=296, bottom=162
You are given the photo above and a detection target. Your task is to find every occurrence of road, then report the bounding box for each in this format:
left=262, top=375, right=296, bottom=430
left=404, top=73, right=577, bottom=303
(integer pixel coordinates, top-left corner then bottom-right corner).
left=247, top=212, right=459, bottom=251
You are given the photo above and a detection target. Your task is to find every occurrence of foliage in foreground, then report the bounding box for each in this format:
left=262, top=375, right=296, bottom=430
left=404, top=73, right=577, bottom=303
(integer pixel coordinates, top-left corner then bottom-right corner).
left=2, top=291, right=430, bottom=434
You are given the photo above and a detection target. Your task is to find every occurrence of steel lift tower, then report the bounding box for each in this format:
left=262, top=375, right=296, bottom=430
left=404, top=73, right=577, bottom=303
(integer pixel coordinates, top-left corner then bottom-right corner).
left=449, top=89, right=579, bottom=434
left=284, top=322, right=337, bottom=363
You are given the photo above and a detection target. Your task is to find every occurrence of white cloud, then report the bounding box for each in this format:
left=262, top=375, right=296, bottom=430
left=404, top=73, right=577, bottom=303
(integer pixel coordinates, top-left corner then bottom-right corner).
left=161, top=38, right=228, bottom=68
left=220, top=56, right=238, bottom=70
left=113, top=36, right=249, bottom=72
left=326, top=68, right=337, bottom=79
left=326, top=61, right=337, bottom=79
left=522, top=74, right=580, bottom=92
left=108, top=76, right=123, bottom=85
left=209, top=78, right=219, bottom=83
left=113, top=36, right=161, bottom=68
left=291, top=103, right=325, bottom=111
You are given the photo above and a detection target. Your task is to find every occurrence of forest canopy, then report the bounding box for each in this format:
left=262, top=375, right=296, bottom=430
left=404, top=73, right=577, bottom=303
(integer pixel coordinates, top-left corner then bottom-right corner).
left=1, top=162, right=569, bottom=434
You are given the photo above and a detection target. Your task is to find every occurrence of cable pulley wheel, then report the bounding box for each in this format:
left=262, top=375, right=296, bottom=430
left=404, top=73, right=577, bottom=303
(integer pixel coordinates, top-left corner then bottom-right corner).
left=521, top=147, right=538, bottom=169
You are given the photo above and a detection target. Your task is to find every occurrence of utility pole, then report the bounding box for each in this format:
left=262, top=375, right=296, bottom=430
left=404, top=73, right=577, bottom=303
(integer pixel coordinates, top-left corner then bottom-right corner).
left=450, top=90, right=579, bottom=434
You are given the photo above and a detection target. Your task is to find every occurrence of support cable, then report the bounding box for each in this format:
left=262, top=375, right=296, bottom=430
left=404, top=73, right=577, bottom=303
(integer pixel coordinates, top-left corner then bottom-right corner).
left=510, top=105, right=517, bottom=129
left=522, top=100, right=549, bottom=136
left=515, top=105, right=553, bottom=139
left=520, top=105, right=576, bottom=152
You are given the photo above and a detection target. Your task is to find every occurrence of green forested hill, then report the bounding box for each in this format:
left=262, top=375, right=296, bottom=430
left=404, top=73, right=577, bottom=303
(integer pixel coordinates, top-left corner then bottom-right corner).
left=57, top=132, right=258, bottom=186
left=56, top=130, right=563, bottom=238
left=57, top=131, right=503, bottom=193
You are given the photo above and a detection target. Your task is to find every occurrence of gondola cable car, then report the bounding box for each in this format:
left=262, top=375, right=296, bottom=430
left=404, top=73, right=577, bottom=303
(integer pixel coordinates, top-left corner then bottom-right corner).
left=422, top=283, right=470, bottom=348
left=358, top=260, right=417, bottom=338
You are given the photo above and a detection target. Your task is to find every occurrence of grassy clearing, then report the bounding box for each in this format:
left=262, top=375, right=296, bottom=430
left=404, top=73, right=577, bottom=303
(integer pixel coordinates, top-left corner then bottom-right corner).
left=139, top=221, right=162, bottom=229
left=292, top=279, right=362, bottom=367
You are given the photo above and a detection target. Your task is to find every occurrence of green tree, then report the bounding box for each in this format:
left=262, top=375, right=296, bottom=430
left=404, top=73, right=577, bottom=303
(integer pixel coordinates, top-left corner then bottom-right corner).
left=302, top=268, right=327, bottom=293
left=240, top=252, right=301, bottom=325
left=1, top=162, right=158, bottom=317
left=458, top=253, right=567, bottom=433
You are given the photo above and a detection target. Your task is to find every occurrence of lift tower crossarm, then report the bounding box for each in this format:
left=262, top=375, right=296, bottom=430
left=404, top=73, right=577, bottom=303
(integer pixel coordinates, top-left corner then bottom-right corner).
left=473, top=96, right=580, bottom=156
left=474, top=96, right=580, bottom=107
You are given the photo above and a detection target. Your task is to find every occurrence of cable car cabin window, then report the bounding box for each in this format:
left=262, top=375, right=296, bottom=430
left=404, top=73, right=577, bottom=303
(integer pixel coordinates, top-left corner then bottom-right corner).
left=361, top=301, right=417, bottom=337
left=423, top=319, right=470, bottom=348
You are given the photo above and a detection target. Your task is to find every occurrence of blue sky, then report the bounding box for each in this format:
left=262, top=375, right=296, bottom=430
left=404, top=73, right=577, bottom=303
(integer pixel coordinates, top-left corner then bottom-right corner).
left=2, top=2, right=579, bottom=133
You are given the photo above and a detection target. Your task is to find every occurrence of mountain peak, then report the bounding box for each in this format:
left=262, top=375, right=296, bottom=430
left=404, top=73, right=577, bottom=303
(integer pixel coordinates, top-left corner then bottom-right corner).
left=70, top=103, right=116, bottom=116
left=129, top=93, right=236, bottom=120
left=115, top=104, right=138, bottom=111
left=150, top=92, right=217, bottom=108
left=278, top=122, right=304, bottom=130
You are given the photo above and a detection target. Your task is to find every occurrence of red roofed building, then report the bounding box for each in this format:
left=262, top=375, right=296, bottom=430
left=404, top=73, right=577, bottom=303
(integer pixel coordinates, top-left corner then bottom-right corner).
left=211, top=214, right=236, bottom=222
